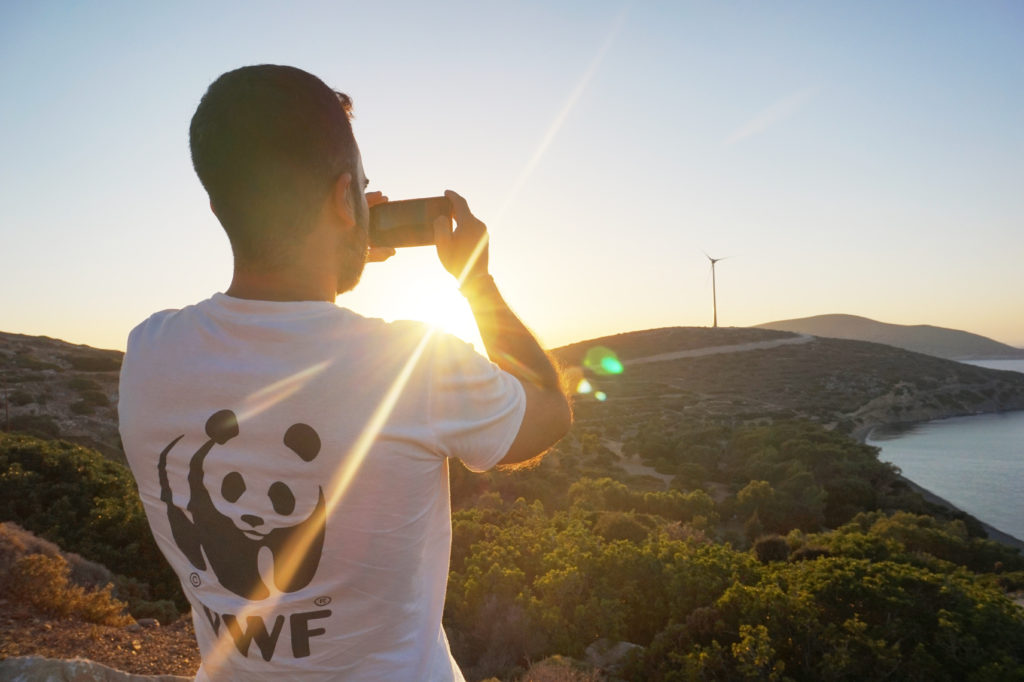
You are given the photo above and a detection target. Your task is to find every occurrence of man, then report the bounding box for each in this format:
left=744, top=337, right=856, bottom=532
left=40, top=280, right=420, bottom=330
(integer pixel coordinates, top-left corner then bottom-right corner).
left=118, top=64, right=571, bottom=681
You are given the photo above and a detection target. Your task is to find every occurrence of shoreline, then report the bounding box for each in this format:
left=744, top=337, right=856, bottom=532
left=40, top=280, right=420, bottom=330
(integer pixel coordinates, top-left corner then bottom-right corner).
left=858, top=415, right=1024, bottom=552
left=895, top=474, right=1024, bottom=552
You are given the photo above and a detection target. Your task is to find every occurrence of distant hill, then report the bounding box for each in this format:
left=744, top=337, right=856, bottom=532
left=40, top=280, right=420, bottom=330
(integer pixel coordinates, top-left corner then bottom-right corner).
left=755, top=314, right=1024, bottom=360
left=0, top=331, right=122, bottom=460
left=554, top=326, right=1024, bottom=440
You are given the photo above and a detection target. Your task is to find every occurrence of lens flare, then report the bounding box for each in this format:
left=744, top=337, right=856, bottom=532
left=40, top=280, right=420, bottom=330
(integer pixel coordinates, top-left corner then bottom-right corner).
left=576, top=378, right=593, bottom=394
left=595, top=391, right=607, bottom=402
left=583, top=346, right=623, bottom=376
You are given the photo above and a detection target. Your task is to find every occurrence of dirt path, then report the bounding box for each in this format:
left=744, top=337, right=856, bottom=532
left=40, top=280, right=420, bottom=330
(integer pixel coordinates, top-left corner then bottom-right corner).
left=604, top=439, right=674, bottom=488
left=625, top=334, right=814, bottom=366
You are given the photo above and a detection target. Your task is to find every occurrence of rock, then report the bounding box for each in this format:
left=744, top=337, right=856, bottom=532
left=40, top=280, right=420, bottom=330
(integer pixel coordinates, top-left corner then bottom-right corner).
left=0, top=656, right=191, bottom=682
left=136, top=619, right=159, bottom=629
left=584, top=638, right=643, bottom=673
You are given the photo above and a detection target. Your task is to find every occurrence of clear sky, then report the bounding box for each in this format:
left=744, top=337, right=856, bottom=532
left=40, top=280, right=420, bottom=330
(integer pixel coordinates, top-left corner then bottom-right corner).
left=2, top=1, right=1022, bottom=352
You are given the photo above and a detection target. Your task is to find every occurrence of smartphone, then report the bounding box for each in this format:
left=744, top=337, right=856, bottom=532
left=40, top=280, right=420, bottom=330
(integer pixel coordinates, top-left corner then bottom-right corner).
left=369, top=197, right=451, bottom=248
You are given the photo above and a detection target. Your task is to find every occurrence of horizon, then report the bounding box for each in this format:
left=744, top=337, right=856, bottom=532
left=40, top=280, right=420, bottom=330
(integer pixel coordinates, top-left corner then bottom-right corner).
left=4, top=312, right=1023, bottom=356
left=3, top=3, right=1023, bottom=351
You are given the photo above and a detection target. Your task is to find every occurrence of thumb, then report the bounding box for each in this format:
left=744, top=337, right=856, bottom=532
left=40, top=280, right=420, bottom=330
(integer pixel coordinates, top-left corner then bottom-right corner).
left=433, top=213, right=452, bottom=247
left=433, top=214, right=453, bottom=267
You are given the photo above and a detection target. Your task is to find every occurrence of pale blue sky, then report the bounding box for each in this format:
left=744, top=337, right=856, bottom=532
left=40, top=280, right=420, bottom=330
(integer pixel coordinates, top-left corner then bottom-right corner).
left=2, top=1, right=1022, bottom=350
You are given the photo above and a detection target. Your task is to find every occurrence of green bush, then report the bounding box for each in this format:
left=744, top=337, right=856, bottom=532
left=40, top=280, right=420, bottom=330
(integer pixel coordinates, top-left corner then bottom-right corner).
left=752, top=534, right=789, bottom=563
left=0, top=433, right=183, bottom=609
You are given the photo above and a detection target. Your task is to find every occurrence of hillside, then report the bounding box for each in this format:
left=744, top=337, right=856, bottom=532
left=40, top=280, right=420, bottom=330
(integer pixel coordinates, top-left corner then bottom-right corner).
left=756, top=313, right=1024, bottom=360
left=554, top=326, right=1024, bottom=440
left=4, top=324, right=1024, bottom=463
left=0, top=331, right=123, bottom=460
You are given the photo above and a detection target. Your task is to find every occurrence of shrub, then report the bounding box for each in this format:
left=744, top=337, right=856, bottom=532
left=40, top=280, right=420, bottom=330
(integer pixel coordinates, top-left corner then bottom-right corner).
left=8, top=390, right=34, bottom=406
left=64, top=354, right=121, bottom=372
left=76, top=390, right=110, bottom=407
left=7, top=414, right=61, bottom=438
left=70, top=400, right=95, bottom=415
left=66, top=377, right=101, bottom=391
left=593, top=512, right=652, bottom=544
left=752, top=535, right=790, bottom=563
left=0, top=433, right=183, bottom=608
left=4, top=553, right=132, bottom=626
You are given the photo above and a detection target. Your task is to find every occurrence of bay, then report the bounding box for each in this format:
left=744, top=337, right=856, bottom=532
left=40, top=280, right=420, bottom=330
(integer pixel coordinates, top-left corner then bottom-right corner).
left=867, top=359, right=1024, bottom=542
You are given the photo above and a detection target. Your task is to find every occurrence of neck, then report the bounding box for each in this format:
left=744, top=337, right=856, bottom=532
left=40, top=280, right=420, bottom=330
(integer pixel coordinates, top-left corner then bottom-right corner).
left=226, top=263, right=336, bottom=302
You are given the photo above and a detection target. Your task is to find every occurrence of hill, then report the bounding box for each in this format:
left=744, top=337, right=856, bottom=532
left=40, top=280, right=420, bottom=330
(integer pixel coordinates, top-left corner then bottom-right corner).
left=755, top=313, right=1024, bottom=360
left=554, top=326, right=1024, bottom=441
left=0, top=330, right=123, bottom=460
left=3, top=324, right=1023, bottom=464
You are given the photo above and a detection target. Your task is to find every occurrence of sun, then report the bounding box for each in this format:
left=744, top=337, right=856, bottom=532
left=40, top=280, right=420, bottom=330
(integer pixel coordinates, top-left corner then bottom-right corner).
left=409, top=284, right=485, bottom=351
left=343, top=250, right=488, bottom=352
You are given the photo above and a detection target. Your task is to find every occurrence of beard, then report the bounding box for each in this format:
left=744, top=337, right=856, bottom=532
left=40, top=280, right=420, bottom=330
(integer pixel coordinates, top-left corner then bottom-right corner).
left=335, top=192, right=369, bottom=295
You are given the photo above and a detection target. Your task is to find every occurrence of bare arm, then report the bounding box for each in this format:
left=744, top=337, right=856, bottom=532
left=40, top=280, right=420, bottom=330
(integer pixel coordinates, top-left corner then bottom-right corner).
left=434, top=191, right=572, bottom=465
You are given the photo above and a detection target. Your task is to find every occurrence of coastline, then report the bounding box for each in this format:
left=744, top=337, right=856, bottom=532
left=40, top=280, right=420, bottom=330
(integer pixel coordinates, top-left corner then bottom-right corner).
left=858, top=415, right=1024, bottom=552
left=895, top=473, right=1024, bottom=552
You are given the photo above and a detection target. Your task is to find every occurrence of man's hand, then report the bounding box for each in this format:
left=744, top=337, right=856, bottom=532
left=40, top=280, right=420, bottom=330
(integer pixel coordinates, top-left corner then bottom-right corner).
left=435, top=190, right=571, bottom=466
left=434, top=190, right=489, bottom=283
left=365, top=191, right=395, bottom=263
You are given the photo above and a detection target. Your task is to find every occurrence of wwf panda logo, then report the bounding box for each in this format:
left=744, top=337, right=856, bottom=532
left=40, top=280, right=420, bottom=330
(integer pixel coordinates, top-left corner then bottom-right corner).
left=157, top=409, right=326, bottom=601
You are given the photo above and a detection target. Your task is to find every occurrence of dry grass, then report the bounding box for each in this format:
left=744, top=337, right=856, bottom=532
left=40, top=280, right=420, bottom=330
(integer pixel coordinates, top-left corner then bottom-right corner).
left=4, top=553, right=132, bottom=626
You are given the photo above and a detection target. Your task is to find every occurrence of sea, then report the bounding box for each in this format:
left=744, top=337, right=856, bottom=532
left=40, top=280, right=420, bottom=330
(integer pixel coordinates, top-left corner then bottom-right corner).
left=866, top=359, right=1024, bottom=542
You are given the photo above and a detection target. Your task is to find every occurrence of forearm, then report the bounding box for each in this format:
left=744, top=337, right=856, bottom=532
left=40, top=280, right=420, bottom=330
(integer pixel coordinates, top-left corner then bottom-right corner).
left=460, top=274, right=562, bottom=391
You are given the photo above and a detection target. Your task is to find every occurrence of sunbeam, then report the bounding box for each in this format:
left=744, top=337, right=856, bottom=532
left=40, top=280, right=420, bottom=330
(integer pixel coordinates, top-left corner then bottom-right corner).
left=494, top=5, right=630, bottom=219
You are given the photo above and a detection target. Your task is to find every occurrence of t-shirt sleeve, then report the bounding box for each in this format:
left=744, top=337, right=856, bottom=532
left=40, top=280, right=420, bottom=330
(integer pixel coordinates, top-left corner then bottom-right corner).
left=426, top=332, right=527, bottom=472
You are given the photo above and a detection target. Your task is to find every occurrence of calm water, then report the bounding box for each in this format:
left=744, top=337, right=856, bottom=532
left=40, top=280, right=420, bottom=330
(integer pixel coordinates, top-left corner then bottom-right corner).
left=867, top=359, right=1024, bottom=542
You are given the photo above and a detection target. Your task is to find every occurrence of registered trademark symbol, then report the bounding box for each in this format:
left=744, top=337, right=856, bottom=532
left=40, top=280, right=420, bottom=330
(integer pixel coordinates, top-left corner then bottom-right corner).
left=314, top=596, right=331, bottom=607
left=189, top=572, right=201, bottom=587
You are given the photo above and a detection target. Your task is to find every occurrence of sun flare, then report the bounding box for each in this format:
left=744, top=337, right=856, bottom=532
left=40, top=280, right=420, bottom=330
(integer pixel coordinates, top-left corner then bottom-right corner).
left=414, top=287, right=484, bottom=351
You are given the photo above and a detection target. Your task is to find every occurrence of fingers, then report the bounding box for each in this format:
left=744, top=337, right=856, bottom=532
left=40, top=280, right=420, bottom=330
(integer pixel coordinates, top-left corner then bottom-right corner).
left=365, top=191, right=389, bottom=209
left=444, top=189, right=475, bottom=224
left=366, top=246, right=396, bottom=263
left=433, top=214, right=453, bottom=247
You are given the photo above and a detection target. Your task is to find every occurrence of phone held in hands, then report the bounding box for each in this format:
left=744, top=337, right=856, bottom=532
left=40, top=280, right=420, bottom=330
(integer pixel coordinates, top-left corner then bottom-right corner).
left=369, top=197, right=451, bottom=248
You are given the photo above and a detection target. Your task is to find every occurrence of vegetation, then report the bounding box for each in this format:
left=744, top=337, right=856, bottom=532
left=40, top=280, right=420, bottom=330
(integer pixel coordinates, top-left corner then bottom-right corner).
left=0, top=433, right=182, bottom=620
left=3, top=553, right=132, bottom=626
left=439, top=415, right=1024, bottom=680
left=2, top=325, right=1024, bottom=679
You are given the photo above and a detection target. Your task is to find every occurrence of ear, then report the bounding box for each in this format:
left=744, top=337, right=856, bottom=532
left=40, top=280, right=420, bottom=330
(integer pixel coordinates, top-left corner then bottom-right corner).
left=329, top=172, right=356, bottom=229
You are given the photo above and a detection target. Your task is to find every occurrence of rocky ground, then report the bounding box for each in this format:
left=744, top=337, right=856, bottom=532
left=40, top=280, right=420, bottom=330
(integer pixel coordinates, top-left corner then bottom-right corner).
left=0, top=331, right=123, bottom=461
left=0, top=599, right=200, bottom=677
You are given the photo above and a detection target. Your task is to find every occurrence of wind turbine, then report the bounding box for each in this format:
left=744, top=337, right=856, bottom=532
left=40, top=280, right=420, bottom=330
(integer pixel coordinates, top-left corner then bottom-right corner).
left=704, top=252, right=729, bottom=328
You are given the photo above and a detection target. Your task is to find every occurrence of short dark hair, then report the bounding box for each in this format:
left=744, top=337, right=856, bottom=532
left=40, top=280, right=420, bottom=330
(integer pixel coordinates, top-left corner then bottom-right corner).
left=189, top=65, right=357, bottom=265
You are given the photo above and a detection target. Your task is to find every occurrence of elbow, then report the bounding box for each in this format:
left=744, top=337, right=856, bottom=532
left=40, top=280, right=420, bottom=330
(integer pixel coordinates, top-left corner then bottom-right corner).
left=555, top=392, right=573, bottom=442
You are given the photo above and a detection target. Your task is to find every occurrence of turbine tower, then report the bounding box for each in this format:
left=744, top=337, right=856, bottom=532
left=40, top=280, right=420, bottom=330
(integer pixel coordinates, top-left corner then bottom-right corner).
left=704, top=253, right=728, bottom=328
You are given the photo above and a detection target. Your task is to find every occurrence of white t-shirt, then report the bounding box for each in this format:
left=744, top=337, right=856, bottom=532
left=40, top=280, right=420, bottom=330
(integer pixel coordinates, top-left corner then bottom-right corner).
left=118, top=293, right=526, bottom=681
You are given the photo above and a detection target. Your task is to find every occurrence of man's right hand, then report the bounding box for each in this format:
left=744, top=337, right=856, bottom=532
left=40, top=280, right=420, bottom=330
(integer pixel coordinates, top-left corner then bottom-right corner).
left=434, top=190, right=489, bottom=284
left=432, top=190, right=571, bottom=467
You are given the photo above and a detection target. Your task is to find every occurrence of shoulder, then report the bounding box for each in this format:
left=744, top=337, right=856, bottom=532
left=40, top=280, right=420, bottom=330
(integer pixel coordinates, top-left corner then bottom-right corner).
left=125, top=307, right=186, bottom=351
